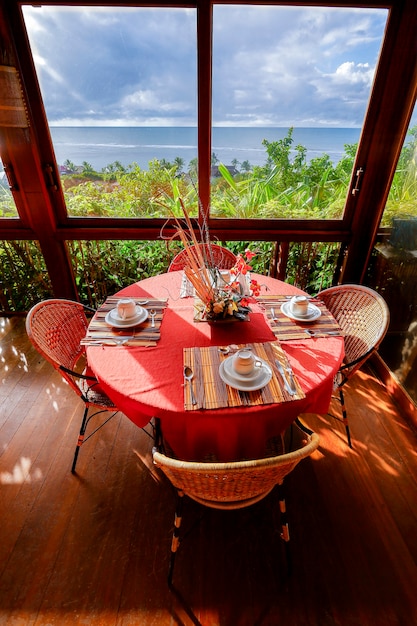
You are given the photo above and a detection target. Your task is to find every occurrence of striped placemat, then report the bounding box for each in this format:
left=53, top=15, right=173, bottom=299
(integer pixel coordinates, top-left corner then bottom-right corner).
left=183, top=341, right=305, bottom=411
left=81, top=296, right=167, bottom=346
left=257, top=295, right=343, bottom=340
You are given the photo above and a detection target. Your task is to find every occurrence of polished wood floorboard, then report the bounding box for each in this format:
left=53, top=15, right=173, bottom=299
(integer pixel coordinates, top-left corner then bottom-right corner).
left=1, top=316, right=417, bottom=625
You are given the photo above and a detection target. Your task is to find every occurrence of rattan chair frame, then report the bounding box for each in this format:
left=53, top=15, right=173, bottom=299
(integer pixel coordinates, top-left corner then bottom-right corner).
left=152, top=418, right=319, bottom=585
left=316, top=284, right=390, bottom=447
left=168, top=243, right=237, bottom=272
left=26, top=298, right=119, bottom=473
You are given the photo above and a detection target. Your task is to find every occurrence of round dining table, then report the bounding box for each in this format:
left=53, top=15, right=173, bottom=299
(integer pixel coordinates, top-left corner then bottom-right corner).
left=86, top=271, right=344, bottom=461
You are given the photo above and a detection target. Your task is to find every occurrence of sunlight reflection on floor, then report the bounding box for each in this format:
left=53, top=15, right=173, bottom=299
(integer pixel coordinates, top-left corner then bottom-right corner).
left=1, top=456, right=43, bottom=484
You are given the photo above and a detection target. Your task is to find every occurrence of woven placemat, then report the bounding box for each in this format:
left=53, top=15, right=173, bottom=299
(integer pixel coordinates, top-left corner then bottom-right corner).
left=183, top=341, right=305, bottom=411
left=257, top=295, right=343, bottom=340
left=82, top=297, right=167, bottom=346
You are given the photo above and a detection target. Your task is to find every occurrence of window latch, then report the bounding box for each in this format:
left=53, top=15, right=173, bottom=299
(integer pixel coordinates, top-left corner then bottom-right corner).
left=352, top=167, right=364, bottom=196
left=45, top=163, right=58, bottom=191
left=4, top=163, right=19, bottom=191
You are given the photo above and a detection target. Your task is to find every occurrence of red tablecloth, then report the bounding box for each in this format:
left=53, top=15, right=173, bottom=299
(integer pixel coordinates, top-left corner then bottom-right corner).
left=86, top=272, right=344, bottom=461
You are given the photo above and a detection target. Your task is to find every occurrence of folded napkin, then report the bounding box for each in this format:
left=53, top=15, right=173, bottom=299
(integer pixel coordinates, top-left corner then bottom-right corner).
left=183, top=341, right=305, bottom=411
left=180, top=271, right=194, bottom=298
left=257, top=295, right=343, bottom=340
left=180, top=270, right=251, bottom=300
left=81, top=296, right=167, bottom=347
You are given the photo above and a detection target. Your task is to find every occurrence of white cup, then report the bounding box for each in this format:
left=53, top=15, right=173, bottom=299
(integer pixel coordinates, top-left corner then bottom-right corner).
left=290, top=295, right=309, bottom=317
left=117, top=298, right=136, bottom=320
left=232, top=349, right=262, bottom=376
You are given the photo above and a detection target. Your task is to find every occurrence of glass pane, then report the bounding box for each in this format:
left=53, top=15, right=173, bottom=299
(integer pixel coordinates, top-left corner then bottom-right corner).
left=0, top=157, right=19, bottom=218
left=366, top=102, right=417, bottom=403
left=0, top=240, right=52, bottom=312
left=22, top=6, right=197, bottom=218
left=212, top=5, right=387, bottom=219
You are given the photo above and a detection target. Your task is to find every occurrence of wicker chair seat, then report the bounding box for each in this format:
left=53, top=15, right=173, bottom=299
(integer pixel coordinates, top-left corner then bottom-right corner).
left=319, top=285, right=390, bottom=379
left=26, top=299, right=119, bottom=473
left=78, top=375, right=117, bottom=408
left=154, top=435, right=316, bottom=510
left=153, top=420, right=319, bottom=585
left=168, top=243, right=237, bottom=272
left=316, top=284, right=390, bottom=447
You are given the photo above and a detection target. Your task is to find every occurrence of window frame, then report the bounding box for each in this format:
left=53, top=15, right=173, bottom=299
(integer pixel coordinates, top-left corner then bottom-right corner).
left=0, top=0, right=415, bottom=293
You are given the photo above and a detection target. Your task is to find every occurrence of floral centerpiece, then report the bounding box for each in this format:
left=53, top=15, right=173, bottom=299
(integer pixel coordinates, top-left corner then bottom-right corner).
left=161, top=200, right=260, bottom=321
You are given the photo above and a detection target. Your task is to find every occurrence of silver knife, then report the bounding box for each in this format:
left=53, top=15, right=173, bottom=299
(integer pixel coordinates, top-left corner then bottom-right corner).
left=275, top=359, right=296, bottom=396
left=285, top=364, right=297, bottom=394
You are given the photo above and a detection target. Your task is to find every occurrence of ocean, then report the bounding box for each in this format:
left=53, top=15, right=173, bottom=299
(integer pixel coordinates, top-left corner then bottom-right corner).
left=50, top=126, right=361, bottom=172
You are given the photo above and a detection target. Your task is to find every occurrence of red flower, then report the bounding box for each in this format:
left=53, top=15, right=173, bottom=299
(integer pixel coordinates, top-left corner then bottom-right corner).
left=231, top=252, right=254, bottom=275
left=245, top=249, right=257, bottom=261
left=249, top=278, right=261, bottom=296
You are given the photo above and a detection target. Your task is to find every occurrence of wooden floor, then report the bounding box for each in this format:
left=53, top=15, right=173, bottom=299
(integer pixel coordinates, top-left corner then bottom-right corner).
left=1, top=316, right=417, bottom=626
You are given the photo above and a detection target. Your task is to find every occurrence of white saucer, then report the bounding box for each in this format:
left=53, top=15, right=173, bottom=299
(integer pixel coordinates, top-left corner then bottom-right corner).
left=105, top=306, right=148, bottom=328
left=281, top=301, right=321, bottom=322
left=219, top=358, right=272, bottom=391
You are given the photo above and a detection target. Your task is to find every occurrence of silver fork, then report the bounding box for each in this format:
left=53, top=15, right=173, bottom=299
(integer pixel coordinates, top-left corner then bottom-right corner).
left=270, top=307, right=279, bottom=321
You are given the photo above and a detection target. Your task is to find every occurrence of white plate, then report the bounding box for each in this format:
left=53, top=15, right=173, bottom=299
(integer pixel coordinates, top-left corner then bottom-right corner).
left=280, top=301, right=321, bottom=322
left=219, top=358, right=272, bottom=391
left=105, top=306, right=148, bottom=328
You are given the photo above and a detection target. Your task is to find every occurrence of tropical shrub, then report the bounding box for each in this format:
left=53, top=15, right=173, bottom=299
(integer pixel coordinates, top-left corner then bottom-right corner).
left=0, top=241, right=53, bottom=310
left=1, top=126, right=416, bottom=311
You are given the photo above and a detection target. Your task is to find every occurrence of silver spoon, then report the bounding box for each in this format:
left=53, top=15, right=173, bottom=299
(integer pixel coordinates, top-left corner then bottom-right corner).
left=270, top=308, right=279, bottom=321
left=304, top=329, right=340, bottom=337
left=150, top=309, right=156, bottom=328
left=184, top=366, right=197, bottom=405
left=218, top=344, right=239, bottom=355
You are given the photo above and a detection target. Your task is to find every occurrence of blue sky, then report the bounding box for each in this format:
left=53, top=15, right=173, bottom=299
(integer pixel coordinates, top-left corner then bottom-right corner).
left=22, top=5, right=397, bottom=128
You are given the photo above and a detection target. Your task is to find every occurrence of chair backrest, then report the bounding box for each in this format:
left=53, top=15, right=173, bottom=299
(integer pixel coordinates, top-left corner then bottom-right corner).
left=317, top=284, right=390, bottom=379
left=26, top=299, right=89, bottom=395
left=153, top=428, right=319, bottom=510
left=168, top=243, right=237, bottom=272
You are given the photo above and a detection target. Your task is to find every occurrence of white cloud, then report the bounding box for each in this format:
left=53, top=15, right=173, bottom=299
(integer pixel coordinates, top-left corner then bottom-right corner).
left=23, top=4, right=387, bottom=128
left=334, top=61, right=374, bottom=85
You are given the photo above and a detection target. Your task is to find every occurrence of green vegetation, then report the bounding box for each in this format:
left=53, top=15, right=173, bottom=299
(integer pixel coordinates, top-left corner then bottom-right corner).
left=0, top=241, right=52, bottom=310
left=382, top=126, right=417, bottom=226
left=57, top=125, right=417, bottom=222
left=59, top=127, right=360, bottom=220
left=1, top=127, right=416, bottom=311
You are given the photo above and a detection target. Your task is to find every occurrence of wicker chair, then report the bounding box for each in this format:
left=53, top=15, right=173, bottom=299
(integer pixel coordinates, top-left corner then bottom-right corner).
left=316, top=284, right=390, bottom=447
left=152, top=419, right=319, bottom=585
left=26, top=299, right=119, bottom=474
left=168, top=243, right=237, bottom=272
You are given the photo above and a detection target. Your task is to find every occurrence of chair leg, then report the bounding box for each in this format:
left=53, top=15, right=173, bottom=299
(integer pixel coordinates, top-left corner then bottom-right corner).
left=168, top=490, right=184, bottom=588
left=277, top=483, right=292, bottom=576
left=71, top=405, right=89, bottom=474
left=339, top=387, right=353, bottom=448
